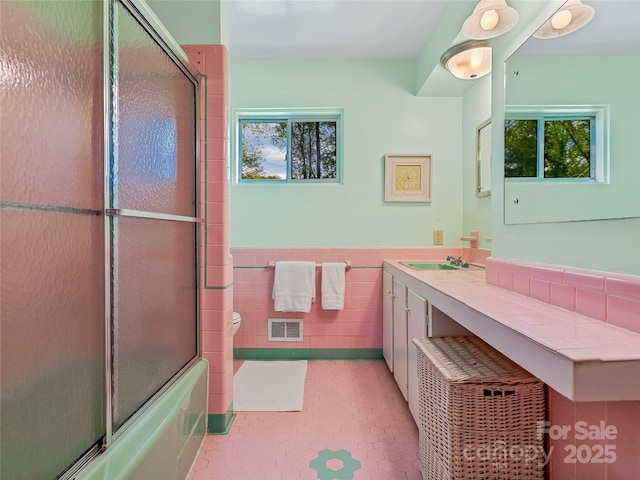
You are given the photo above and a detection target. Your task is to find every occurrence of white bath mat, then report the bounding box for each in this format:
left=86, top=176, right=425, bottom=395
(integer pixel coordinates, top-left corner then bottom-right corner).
left=233, top=360, right=308, bottom=412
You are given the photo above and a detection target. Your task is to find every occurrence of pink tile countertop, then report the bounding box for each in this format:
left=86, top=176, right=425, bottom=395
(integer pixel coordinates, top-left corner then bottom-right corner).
left=384, top=260, right=640, bottom=402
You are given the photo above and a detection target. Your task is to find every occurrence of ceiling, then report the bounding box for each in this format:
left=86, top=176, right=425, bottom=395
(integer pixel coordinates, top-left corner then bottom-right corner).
left=228, top=0, right=640, bottom=60
left=228, top=0, right=448, bottom=59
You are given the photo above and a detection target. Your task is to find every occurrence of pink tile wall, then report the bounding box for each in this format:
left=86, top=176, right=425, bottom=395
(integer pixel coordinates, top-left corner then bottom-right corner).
left=485, top=257, right=640, bottom=333
left=486, top=257, right=640, bottom=479
left=545, top=387, right=640, bottom=480
left=183, top=44, right=232, bottom=416
left=231, top=247, right=477, bottom=350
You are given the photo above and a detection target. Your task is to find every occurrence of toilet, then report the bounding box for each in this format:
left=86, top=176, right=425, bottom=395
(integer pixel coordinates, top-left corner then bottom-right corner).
left=233, top=312, right=241, bottom=335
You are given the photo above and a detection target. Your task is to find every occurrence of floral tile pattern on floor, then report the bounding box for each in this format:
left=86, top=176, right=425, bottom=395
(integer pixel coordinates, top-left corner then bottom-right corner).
left=309, top=448, right=361, bottom=479
left=188, top=360, right=421, bottom=479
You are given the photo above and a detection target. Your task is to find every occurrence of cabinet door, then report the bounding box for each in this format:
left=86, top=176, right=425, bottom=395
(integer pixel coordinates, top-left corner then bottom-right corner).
left=392, top=279, right=408, bottom=401
left=407, top=288, right=428, bottom=425
left=382, top=271, right=394, bottom=372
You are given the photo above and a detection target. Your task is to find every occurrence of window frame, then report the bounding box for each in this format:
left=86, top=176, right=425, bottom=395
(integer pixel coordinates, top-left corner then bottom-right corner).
left=505, top=105, right=609, bottom=184
left=233, top=108, right=343, bottom=184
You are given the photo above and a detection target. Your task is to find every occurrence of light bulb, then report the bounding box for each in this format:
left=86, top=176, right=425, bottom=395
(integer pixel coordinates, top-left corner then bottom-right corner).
left=480, top=9, right=500, bottom=31
left=551, top=9, right=572, bottom=30
left=470, top=53, right=483, bottom=68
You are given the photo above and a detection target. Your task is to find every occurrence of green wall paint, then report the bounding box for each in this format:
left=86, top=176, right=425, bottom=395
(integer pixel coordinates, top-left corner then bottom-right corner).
left=149, top=0, right=639, bottom=273
left=146, top=0, right=226, bottom=45
left=230, top=59, right=463, bottom=247
left=414, top=0, right=477, bottom=97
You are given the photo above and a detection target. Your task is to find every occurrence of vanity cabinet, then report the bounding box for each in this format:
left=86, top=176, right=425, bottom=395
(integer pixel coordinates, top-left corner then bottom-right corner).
left=392, top=279, right=408, bottom=401
left=382, top=270, right=394, bottom=372
left=390, top=276, right=428, bottom=425
left=383, top=264, right=472, bottom=425
left=406, top=288, right=428, bottom=425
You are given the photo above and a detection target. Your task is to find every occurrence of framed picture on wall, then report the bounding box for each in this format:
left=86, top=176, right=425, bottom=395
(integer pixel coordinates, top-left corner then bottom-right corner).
left=384, top=154, right=432, bottom=202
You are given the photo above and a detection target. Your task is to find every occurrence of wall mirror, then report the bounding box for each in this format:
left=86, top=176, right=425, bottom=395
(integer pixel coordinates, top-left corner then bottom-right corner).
left=476, top=118, right=491, bottom=197
left=503, top=0, right=640, bottom=225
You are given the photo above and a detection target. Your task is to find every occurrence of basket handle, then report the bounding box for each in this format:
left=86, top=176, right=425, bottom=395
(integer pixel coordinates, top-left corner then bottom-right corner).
left=484, top=389, right=516, bottom=397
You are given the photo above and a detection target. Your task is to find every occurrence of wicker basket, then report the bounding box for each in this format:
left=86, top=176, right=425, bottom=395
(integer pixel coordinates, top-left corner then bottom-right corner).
left=413, top=336, right=545, bottom=480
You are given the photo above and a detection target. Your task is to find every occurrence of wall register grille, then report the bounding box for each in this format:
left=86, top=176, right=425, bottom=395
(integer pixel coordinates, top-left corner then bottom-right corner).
left=268, top=319, right=303, bottom=342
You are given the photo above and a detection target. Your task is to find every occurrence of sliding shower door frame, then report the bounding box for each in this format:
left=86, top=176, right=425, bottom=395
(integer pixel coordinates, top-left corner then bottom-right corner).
left=99, top=0, right=202, bottom=465
left=102, top=0, right=113, bottom=457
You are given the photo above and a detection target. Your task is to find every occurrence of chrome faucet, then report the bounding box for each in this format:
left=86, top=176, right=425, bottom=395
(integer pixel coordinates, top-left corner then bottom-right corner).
left=446, top=255, right=461, bottom=266
left=446, top=256, right=469, bottom=268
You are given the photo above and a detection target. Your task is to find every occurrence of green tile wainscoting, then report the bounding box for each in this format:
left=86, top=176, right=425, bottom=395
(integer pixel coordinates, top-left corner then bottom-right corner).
left=233, top=348, right=383, bottom=361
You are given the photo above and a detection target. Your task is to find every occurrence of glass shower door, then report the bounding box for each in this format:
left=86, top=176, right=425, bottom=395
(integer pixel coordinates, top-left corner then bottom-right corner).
left=1, top=0, right=201, bottom=477
left=109, top=0, right=199, bottom=432
left=0, top=2, right=106, bottom=478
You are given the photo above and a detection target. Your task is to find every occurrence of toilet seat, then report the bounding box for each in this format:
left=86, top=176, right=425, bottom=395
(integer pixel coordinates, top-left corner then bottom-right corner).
left=232, top=311, right=241, bottom=336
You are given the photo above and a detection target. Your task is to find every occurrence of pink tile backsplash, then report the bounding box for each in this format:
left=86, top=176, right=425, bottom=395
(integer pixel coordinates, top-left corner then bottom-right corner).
left=575, top=289, right=607, bottom=321
left=533, top=265, right=565, bottom=284
left=563, top=271, right=606, bottom=292
left=497, top=271, right=514, bottom=290
left=606, top=275, right=640, bottom=299
left=530, top=278, right=551, bottom=303
left=607, top=295, right=640, bottom=332
left=512, top=275, right=531, bottom=296
left=463, top=246, right=491, bottom=265
left=486, top=257, right=640, bottom=334
left=550, top=283, right=576, bottom=311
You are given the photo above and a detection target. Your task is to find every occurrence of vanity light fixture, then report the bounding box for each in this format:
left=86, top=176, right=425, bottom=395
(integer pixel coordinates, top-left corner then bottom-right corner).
left=462, top=0, right=519, bottom=40
left=440, top=41, right=492, bottom=80
left=533, top=0, right=595, bottom=39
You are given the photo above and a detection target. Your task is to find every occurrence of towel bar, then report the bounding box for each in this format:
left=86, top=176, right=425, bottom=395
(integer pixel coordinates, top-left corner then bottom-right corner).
left=267, top=261, right=351, bottom=270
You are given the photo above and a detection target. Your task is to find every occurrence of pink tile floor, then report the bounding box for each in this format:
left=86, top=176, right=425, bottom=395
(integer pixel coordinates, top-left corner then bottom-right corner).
left=188, top=361, right=421, bottom=479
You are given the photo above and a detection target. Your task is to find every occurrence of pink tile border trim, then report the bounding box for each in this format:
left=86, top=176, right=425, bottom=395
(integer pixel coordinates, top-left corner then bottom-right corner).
left=486, top=257, right=640, bottom=333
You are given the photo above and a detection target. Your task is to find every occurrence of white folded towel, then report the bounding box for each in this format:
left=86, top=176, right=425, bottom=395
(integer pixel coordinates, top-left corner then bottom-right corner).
left=321, top=262, right=346, bottom=310
left=272, top=261, right=316, bottom=312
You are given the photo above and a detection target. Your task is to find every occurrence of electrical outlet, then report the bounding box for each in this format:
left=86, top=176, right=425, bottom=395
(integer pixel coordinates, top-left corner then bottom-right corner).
left=433, top=230, right=443, bottom=245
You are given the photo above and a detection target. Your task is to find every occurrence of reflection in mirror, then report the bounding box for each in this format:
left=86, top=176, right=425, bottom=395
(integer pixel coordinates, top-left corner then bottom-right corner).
left=503, top=0, right=640, bottom=225
left=476, top=118, right=491, bottom=197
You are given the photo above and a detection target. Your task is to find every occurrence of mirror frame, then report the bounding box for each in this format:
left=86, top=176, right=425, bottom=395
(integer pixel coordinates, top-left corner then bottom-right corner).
left=475, top=118, right=491, bottom=198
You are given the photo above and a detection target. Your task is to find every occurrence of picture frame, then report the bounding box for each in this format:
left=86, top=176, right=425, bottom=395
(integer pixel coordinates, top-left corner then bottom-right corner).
left=384, top=154, right=432, bottom=202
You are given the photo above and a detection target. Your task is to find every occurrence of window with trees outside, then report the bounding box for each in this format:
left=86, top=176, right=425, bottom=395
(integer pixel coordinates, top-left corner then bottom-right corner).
left=237, top=109, right=342, bottom=182
left=505, top=113, right=596, bottom=180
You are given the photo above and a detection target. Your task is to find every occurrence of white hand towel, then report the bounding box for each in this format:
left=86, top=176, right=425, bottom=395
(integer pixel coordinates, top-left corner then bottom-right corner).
left=321, top=262, right=346, bottom=310
left=272, top=261, right=316, bottom=312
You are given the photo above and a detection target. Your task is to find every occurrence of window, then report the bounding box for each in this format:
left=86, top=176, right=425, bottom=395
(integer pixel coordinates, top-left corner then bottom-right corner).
left=505, top=114, right=595, bottom=180
left=236, top=109, right=342, bottom=182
